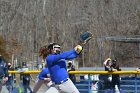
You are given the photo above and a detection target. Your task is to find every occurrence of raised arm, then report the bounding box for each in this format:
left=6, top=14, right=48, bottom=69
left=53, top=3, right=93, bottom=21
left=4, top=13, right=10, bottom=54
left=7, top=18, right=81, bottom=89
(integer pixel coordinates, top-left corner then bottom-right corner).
left=47, top=45, right=83, bottom=65
left=47, top=49, right=76, bottom=65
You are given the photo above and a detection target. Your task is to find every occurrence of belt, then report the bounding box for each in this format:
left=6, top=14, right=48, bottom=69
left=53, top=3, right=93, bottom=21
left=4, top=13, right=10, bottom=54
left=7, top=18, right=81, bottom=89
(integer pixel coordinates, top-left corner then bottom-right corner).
left=55, top=78, right=68, bottom=84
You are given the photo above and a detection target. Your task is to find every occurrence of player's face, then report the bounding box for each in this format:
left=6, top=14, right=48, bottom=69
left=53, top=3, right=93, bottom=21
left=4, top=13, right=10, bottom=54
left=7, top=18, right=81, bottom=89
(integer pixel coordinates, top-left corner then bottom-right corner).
left=108, top=60, right=112, bottom=66
left=52, top=45, right=61, bottom=54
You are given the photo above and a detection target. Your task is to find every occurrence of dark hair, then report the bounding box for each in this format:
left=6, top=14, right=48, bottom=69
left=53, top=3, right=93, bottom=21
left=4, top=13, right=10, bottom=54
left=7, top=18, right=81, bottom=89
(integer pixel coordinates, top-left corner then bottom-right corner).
left=22, top=62, right=26, bottom=67
left=39, top=45, right=50, bottom=60
left=39, top=43, right=60, bottom=60
left=48, top=43, right=60, bottom=50
left=112, top=59, right=118, bottom=67
left=68, top=62, right=72, bottom=66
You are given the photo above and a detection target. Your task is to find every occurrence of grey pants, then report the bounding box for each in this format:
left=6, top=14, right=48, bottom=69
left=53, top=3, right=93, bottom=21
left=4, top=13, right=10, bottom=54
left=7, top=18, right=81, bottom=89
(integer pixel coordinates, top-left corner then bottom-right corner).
left=32, top=79, right=51, bottom=93
left=45, top=78, right=79, bottom=93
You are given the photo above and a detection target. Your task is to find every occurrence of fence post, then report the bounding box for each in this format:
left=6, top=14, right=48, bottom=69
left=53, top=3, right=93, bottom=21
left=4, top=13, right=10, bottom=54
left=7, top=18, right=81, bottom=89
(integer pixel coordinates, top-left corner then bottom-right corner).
left=88, top=74, right=91, bottom=93
left=134, top=74, right=138, bottom=93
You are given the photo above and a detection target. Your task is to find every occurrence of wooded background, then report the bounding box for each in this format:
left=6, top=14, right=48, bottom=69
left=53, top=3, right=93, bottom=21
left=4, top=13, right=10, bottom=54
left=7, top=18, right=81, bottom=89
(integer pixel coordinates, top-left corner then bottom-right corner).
left=0, top=0, right=140, bottom=67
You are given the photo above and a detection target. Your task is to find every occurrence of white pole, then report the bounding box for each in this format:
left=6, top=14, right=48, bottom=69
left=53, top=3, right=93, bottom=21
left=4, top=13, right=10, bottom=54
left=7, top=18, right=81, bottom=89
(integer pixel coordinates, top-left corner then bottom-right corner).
left=12, top=54, right=14, bottom=67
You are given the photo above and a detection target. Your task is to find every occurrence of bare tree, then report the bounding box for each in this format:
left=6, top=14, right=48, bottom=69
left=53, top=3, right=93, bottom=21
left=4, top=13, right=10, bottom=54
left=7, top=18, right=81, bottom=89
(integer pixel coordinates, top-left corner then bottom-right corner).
left=0, top=0, right=140, bottom=67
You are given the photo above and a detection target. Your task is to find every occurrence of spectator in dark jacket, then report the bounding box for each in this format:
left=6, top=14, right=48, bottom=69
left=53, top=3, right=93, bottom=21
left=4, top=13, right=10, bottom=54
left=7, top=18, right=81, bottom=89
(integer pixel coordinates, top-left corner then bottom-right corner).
left=111, top=59, right=121, bottom=92
left=103, top=58, right=112, bottom=91
left=67, top=61, right=76, bottom=84
left=6, top=62, right=16, bottom=93
left=20, top=64, right=33, bottom=93
left=0, top=55, right=8, bottom=92
left=104, top=58, right=122, bottom=93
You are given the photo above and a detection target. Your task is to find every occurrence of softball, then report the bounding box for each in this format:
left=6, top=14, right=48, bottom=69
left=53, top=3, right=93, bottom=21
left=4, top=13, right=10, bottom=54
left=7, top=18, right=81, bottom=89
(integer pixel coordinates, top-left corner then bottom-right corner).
left=77, top=45, right=83, bottom=51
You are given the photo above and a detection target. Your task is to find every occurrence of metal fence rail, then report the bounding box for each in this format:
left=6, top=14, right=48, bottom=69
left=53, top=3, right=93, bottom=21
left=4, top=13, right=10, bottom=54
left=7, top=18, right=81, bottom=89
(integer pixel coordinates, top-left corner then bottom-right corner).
left=9, top=70, right=140, bottom=93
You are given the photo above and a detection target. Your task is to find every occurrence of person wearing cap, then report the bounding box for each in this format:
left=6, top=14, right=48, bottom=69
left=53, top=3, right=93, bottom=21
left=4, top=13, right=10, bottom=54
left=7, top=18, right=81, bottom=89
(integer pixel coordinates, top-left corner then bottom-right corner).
left=101, top=58, right=113, bottom=92
left=6, top=62, right=16, bottom=93
left=20, top=64, right=33, bottom=93
left=104, top=58, right=112, bottom=71
left=39, top=43, right=83, bottom=93
left=103, top=58, right=122, bottom=93
left=111, top=59, right=122, bottom=92
left=0, top=55, right=8, bottom=92
left=67, top=61, right=76, bottom=84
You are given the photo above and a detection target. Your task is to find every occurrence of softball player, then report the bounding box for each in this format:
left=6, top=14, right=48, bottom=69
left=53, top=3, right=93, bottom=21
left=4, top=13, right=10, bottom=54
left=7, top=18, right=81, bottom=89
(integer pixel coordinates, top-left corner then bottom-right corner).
left=39, top=43, right=83, bottom=93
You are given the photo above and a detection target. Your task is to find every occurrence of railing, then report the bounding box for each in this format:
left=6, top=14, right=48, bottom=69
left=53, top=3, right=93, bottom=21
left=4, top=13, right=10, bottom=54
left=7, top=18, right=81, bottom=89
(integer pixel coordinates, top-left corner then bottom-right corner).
left=8, top=70, right=41, bottom=74
left=8, top=70, right=140, bottom=93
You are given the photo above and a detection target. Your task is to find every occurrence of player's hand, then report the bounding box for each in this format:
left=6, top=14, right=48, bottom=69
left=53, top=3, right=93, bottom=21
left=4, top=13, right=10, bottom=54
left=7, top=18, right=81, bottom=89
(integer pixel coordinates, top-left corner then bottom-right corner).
left=112, top=69, right=117, bottom=72
left=44, top=78, right=51, bottom=81
left=3, top=77, right=8, bottom=83
left=136, top=68, right=140, bottom=71
left=75, top=45, right=83, bottom=54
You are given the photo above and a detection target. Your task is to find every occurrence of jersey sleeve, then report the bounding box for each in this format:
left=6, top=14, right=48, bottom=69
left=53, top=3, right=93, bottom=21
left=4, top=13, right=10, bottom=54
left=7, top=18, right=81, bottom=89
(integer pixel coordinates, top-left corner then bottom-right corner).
left=66, top=53, right=79, bottom=60
left=38, top=68, right=49, bottom=80
left=47, top=49, right=78, bottom=66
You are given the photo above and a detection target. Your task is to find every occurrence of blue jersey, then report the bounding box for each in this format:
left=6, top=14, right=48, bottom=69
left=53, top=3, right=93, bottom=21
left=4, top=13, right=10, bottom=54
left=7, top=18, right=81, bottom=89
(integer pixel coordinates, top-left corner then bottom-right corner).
left=46, top=49, right=78, bottom=83
left=38, top=68, right=50, bottom=80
